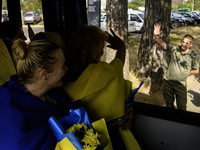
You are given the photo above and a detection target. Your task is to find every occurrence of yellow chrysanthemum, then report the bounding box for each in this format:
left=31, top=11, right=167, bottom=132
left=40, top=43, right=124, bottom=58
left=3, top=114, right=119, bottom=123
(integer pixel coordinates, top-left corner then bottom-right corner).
left=82, top=129, right=101, bottom=147
left=66, top=123, right=88, bottom=133
left=66, top=123, right=102, bottom=150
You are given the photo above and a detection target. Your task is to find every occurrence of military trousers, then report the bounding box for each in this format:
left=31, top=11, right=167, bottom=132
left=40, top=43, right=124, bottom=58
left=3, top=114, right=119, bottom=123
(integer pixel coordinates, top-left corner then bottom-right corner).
left=163, top=79, right=187, bottom=110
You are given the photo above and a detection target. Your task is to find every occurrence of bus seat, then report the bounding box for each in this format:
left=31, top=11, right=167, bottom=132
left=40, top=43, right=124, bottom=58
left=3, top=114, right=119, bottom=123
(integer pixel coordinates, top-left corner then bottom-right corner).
left=0, top=39, right=17, bottom=85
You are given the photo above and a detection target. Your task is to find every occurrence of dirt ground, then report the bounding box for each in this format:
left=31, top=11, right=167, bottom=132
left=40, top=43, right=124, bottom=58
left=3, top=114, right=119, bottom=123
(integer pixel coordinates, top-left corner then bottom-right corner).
left=130, top=35, right=200, bottom=113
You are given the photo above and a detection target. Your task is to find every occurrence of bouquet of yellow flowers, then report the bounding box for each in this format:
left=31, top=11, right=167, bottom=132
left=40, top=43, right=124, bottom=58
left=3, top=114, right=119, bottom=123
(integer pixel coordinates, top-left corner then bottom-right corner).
left=66, top=122, right=106, bottom=149
left=48, top=107, right=112, bottom=150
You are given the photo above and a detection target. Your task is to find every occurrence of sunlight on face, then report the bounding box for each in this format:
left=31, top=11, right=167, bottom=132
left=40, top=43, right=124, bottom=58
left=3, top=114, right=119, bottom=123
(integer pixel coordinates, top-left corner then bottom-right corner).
left=181, top=38, right=193, bottom=51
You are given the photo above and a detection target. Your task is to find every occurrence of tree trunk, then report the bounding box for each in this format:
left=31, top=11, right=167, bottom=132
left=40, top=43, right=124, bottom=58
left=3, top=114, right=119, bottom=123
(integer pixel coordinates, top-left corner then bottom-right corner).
left=135, top=0, right=171, bottom=92
left=103, top=0, right=129, bottom=80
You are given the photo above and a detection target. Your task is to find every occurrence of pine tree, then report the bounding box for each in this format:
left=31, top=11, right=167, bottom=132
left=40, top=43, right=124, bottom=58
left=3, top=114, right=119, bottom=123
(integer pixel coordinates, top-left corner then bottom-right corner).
left=135, top=0, right=171, bottom=92
left=105, top=0, right=129, bottom=80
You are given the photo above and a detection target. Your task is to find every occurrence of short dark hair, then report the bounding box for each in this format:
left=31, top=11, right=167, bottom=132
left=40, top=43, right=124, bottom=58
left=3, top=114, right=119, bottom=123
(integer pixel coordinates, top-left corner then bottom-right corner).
left=182, top=34, right=193, bottom=43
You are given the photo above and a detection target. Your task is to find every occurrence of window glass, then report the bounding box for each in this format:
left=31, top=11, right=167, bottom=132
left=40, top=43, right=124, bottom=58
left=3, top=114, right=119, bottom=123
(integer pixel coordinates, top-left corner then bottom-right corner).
left=138, top=13, right=144, bottom=20
left=21, top=1, right=44, bottom=43
left=130, top=14, right=138, bottom=21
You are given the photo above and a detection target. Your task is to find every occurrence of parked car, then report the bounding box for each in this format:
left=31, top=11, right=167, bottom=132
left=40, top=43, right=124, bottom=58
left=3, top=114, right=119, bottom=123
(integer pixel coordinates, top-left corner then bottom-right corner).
left=177, top=12, right=199, bottom=25
left=177, top=8, right=191, bottom=12
left=23, top=11, right=42, bottom=25
left=192, top=11, right=200, bottom=16
left=101, top=9, right=144, bottom=33
left=191, top=11, right=200, bottom=23
left=100, top=13, right=106, bottom=31
left=170, top=16, right=184, bottom=29
left=128, top=9, right=144, bottom=33
left=171, top=12, right=195, bottom=26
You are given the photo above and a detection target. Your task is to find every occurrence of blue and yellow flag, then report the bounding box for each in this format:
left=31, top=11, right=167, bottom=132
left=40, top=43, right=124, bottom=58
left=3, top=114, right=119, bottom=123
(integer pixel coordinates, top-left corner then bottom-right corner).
left=48, top=107, right=113, bottom=150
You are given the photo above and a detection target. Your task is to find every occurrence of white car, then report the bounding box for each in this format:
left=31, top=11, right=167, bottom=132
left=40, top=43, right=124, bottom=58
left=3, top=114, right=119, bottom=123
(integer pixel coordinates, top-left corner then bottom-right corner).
left=23, top=11, right=42, bottom=25
left=128, top=9, right=144, bottom=32
left=100, top=13, right=107, bottom=31
left=100, top=9, right=144, bottom=33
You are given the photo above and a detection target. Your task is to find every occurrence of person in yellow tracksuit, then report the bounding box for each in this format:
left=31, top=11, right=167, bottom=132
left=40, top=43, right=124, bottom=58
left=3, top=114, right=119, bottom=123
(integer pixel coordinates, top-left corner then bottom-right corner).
left=61, top=25, right=141, bottom=150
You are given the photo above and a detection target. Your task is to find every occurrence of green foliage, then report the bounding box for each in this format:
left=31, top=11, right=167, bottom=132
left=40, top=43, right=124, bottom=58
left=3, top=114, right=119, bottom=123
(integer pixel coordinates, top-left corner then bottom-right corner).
left=171, top=2, right=179, bottom=11
left=128, top=0, right=145, bottom=10
left=23, top=0, right=42, bottom=13
left=172, top=0, right=200, bottom=11
left=2, top=0, right=42, bottom=12
left=194, top=0, right=200, bottom=11
left=2, top=0, right=7, bottom=10
left=20, top=0, right=25, bottom=10
left=128, top=0, right=200, bottom=11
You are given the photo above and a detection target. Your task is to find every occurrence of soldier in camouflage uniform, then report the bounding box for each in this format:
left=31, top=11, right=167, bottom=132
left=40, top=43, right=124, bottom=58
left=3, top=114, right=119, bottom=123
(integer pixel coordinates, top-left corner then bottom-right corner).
left=154, top=23, right=199, bottom=110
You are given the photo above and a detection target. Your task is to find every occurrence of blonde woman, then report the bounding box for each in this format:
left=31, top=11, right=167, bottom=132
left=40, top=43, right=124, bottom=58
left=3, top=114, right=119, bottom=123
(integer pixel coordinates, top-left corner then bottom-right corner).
left=0, top=40, right=78, bottom=150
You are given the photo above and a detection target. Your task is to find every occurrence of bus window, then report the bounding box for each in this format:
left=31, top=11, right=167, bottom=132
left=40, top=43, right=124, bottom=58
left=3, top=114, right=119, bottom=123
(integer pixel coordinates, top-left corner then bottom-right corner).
left=1, top=0, right=44, bottom=43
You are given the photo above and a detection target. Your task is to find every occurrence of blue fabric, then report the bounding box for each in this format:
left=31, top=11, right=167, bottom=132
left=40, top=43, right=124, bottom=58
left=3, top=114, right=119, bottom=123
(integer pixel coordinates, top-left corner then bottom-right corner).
left=0, top=75, right=80, bottom=150
left=125, top=81, right=144, bottom=110
left=59, top=107, right=92, bottom=130
left=48, top=107, right=94, bottom=149
left=49, top=107, right=92, bottom=142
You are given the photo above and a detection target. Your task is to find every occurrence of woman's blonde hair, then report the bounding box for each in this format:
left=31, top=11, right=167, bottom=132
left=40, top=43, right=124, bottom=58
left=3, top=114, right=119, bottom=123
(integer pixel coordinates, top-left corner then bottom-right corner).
left=12, top=39, right=61, bottom=84
left=66, top=25, right=106, bottom=71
